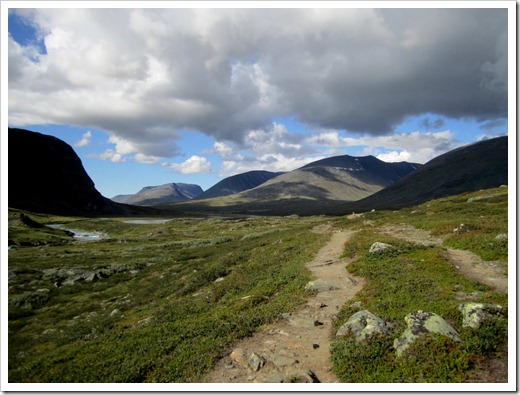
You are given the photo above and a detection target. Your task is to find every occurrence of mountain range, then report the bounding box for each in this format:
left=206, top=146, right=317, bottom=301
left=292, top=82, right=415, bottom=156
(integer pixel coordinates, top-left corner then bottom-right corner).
left=172, top=155, right=420, bottom=214
left=8, top=127, right=508, bottom=217
left=112, top=183, right=203, bottom=205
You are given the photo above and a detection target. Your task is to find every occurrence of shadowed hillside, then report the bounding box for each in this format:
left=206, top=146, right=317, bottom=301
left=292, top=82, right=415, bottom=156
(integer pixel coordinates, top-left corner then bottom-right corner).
left=338, top=136, right=508, bottom=213
left=196, top=170, right=284, bottom=199
left=8, top=128, right=166, bottom=216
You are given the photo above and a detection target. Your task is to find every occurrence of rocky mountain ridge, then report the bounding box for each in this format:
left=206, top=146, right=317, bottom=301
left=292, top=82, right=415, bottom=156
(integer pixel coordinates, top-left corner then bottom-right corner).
left=112, top=183, right=203, bottom=205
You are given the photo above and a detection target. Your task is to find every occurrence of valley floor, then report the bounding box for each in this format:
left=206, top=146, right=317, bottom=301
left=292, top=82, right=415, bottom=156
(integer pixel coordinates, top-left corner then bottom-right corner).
left=6, top=187, right=510, bottom=387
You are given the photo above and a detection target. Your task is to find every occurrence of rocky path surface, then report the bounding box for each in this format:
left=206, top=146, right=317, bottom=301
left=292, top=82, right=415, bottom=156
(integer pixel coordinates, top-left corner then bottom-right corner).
left=379, top=224, right=508, bottom=293
left=204, top=227, right=364, bottom=383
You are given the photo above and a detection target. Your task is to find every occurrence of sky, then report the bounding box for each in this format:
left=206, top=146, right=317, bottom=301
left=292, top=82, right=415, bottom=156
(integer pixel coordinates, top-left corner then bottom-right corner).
left=4, top=2, right=512, bottom=198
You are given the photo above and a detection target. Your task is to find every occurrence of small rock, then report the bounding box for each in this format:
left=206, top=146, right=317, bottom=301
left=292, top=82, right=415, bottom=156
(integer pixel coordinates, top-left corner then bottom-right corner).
left=336, top=310, right=390, bottom=341
left=495, top=233, right=508, bottom=241
left=214, top=277, right=225, bottom=283
left=271, top=352, right=297, bottom=367
left=458, top=302, right=505, bottom=329
left=263, top=373, right=284, bottom=383
left=304, top=279, right=336, bottom=292
left=282, top=370, right=320, bottom=383
left=312, top=343, right=320, bottom=349
left=248, top=353, right=266, bottom=372
left=313, top=320, right=324, bottom=326
left=453, top=224, right=468, bottom=234
left=230, top=348, right=247, bottom=367
left=110, top=309, right=122, bottom=317
left=369, top=242, right=394, bottom=254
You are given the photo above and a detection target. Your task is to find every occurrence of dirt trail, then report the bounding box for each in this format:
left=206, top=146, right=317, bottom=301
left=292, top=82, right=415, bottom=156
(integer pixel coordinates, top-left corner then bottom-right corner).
left=379, top=224, right=508, bottom=293
left=204, top=227, right=364, bottom=383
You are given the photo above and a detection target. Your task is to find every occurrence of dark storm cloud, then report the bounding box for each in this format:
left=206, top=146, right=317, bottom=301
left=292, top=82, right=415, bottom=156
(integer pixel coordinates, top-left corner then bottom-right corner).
left=8, top=7, right=508, bottom=156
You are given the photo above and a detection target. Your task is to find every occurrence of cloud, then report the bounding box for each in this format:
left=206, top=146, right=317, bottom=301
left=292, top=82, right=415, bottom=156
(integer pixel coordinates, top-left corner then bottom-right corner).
left=163, top=155, right=211, bottom=174
left=421, top=117, right=445, bottom=130
left=74, top=131, right=92, bottom=147
left=307, top=130, right=461, bottom=164
left=8, top=7, right=507, bottom=156
left=376, top=150, right=411, bottom=162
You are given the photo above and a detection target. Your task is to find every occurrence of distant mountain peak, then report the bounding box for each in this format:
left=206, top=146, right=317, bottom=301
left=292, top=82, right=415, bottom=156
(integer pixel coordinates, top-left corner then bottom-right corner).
left=111, top=182, right=203, bottom=205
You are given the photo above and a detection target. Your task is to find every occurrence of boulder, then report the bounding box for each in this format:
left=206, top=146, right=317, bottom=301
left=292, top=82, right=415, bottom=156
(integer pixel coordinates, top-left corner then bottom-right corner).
left=393, top=310, right=461, bottom=356
left=369, top=242, right=394, bottom=254
left=458, top=302, right=505, bottom=329
left=336, top=310, right=390, bottom=341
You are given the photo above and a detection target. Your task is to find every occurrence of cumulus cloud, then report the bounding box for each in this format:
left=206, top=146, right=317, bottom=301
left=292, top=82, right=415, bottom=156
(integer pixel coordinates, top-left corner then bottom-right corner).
left=376, top=150, right=411, bottom=163
left=163, top=155, right=212, bottom=174
left=307, top=130, right=461, bottom=164
left=74, top=131, right=92, bottom=147
left=9, top=8, right=507, bottom=148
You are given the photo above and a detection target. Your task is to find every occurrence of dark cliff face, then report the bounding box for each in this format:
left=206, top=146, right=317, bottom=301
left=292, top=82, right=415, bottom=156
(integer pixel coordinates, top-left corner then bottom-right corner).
left=8, top=128, right=125, bottom=215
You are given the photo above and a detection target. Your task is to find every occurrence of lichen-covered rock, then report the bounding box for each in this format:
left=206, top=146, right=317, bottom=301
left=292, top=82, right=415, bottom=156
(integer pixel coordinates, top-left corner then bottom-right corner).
left=369, top=242, right=394, bottom=254
left=453, top=224, right=468, bottom=234
left=336, top=310, right=390, bottom=341
left=304, top=279, right=336, bottom=292
left=394, top=310, right=461, bottom=356
left=495, top=233, right=508, bottom=241
left=248, top=353, right=266, bottom=371
left=458, top=302, right=505, bottom=329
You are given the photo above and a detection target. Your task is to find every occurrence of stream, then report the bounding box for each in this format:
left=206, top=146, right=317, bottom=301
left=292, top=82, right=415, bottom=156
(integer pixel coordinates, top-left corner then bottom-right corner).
left=48, top=224, right=107, bottom=242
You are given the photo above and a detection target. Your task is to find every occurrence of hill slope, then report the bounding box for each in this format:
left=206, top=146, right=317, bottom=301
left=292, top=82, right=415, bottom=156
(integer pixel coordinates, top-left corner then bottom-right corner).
left=172, top=155, right=420, bottom=215
left=196, top=170, right=283, bottom=200
left=112, top=183, right=203, bottom=205
left=340, top=136, right=508, bottom=213
left=8, top=128, right=161, bottom=216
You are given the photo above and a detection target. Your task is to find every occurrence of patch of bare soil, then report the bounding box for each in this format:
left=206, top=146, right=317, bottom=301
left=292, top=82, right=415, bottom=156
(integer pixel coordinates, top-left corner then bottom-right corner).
left=203, top=228, right=364, bottom=383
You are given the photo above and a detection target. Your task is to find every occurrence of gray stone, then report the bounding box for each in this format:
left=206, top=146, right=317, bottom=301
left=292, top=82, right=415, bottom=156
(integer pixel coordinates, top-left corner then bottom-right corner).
left=110, top=309, right=122, bottom=317
left=458, top=302, right=505, bottom=329
left=369, top=242, right=394, bottom=254
left=393, top=310, right=461, bottom=356
left=282, top=370, right=320, bottom=383
left=336, top=310, right=390, bottom=341
left=271, top=352, right=297, bottom=367
left=248, top=353, right=266, bottom=372
left=263, top=373, right=284, bottom=383
left=495, top=233, right=508, bottom=241
left=453, top=224, right=468, bottom=234
left=304, top=279, right=336, bottom=292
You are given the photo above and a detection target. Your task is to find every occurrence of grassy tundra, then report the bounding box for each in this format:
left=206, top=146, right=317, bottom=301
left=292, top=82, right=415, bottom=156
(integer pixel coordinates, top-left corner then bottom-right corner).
left=7, top=187, right=508, bottom=382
